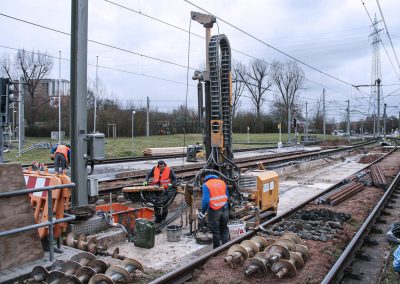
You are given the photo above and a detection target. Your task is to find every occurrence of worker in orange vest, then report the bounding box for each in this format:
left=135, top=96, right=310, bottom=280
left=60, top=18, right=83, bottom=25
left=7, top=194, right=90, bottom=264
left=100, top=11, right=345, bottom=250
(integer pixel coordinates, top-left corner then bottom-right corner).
left=199, top=174, right=229, bottom=248
left=143, top=160, right=177, bottom=223
left=51, top=144, right=70, bottom=174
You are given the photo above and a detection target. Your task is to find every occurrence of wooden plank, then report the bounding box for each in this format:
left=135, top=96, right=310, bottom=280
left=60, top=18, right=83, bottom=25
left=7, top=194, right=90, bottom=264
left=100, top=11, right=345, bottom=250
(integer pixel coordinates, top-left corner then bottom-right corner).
left=142, top=146, right=187, bottom=156
left=122, top=185, right=164, bottom=193
left=0, top=163, right=44, bottom=271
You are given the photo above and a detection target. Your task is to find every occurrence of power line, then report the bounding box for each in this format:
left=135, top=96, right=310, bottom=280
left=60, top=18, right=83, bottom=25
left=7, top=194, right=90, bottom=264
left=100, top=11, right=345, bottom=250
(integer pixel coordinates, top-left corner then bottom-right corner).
left=360, top=0, right=400, bottom=80
left=375, top=0, right=400, bottom=74
left=102, top=0, right=368, bottom=99
left=0, top=12, right=195, bottom=71
left=184, top=0, right=357, bottom=88
left=0, top=8, right=375, bottom=103
left=0, top=44, right=193, bottom=86
left=1, top=9, right=370, bottom=103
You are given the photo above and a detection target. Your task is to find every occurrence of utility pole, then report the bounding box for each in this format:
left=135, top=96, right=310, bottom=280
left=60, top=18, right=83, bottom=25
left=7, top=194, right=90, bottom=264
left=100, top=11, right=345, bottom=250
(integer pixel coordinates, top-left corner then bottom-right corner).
left=94, top=55, right=98, bottom=133
left=18, top=76, right=24, bottom=156
left=288, top=105, right=291, bottom=145
left=58, top=51, right=62, bottom=144
left=383, top=103, right=387, bottom=138
left=346, top=100, right=350, bottom=137
left=70, top=0, right=89, bottom=206
left=377, top=78, right=381, bottom=137
left=146, top=96, right=150, bottom=137
left=305, top=101, right=308, bottom=142
left=370, top=15, right=383, bottom=138
left=323, top=89, right=326, bottom=141
left=373, top=109, right=376, bottom=137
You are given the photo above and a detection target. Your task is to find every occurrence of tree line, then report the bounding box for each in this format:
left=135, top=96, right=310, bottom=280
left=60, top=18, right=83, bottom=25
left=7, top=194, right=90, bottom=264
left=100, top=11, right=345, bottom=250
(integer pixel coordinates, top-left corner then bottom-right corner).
left=2, top=49, right=397, bottom=138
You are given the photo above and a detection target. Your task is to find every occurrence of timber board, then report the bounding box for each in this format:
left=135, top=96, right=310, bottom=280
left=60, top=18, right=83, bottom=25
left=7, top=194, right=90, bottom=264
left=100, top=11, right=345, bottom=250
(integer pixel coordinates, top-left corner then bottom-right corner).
left=0, top=163, right=44, bottom=271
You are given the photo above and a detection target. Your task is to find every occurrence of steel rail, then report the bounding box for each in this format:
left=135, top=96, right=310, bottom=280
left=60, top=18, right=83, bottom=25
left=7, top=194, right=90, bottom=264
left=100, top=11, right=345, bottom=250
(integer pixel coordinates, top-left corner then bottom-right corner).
left=150, top=141, right=395, bottom=284
left=321, top=143, right=399, bottom=283
left=20, top=146, right=276, bottom=168
left=99, top=140, right=376, bottom=192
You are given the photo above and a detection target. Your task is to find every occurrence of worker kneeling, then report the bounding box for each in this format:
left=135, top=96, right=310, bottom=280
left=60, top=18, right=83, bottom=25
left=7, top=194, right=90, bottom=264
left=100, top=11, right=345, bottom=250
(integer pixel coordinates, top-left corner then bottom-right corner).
left=199, top=174, right=229, bottom=249
left=143, top=160, right=177, bottom=223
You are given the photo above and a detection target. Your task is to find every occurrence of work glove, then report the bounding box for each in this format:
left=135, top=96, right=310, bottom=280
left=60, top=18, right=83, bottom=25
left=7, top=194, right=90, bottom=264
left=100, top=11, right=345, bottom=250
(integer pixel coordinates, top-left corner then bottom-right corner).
left=197, top=212, right=205, bottom=222
left=143, top=181, right=148, bottom=186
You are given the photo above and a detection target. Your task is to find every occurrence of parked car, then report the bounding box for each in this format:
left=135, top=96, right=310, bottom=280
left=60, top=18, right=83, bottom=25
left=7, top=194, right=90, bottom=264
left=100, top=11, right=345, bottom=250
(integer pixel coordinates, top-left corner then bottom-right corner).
left=332, top=130, right=345, bottom=136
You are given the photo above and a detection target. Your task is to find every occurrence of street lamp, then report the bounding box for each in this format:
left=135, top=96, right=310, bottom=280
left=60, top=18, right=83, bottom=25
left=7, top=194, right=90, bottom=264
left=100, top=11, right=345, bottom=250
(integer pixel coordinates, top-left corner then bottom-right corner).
left=132, top=110, right=136, bottom=157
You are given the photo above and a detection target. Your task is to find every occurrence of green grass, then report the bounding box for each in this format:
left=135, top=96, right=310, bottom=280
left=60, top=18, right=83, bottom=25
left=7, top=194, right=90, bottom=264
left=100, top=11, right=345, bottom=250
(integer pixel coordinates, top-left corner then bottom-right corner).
left=3, top=133, right=338, bottom=164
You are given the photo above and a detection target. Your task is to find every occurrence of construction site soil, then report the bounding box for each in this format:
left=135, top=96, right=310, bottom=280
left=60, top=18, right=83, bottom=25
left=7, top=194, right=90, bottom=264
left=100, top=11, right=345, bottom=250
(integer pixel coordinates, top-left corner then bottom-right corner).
left=189, top=148, right=400, bottom=284
left=319, top=139, right=351, bottom=147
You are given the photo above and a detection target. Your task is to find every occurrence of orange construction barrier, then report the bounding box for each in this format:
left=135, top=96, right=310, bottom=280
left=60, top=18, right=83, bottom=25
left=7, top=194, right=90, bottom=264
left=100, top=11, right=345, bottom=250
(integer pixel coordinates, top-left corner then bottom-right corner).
left=24, top=168, right=72, bottom=239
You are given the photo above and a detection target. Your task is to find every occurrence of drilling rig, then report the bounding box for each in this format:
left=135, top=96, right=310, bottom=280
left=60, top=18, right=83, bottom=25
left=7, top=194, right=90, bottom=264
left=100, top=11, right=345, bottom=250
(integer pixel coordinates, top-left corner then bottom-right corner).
left=189, top=12, right=279, bottom=239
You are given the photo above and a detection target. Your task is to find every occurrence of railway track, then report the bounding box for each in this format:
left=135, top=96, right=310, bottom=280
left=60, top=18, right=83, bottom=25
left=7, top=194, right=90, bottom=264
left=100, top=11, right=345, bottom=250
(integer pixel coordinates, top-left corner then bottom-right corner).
left=148, top=141, right=398, bottom=284
left=322, top=163, right=400, bottom=283
left=98, top=140, right=376, bottom=192
left=22, top=139, right=369, bottom=169
left=21, top=146, right=279, bottom=169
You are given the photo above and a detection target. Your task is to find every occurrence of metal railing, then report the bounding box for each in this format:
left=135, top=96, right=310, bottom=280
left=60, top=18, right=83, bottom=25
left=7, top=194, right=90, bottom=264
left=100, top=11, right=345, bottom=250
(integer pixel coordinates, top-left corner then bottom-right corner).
left=0, top=183, right=76, bottom=261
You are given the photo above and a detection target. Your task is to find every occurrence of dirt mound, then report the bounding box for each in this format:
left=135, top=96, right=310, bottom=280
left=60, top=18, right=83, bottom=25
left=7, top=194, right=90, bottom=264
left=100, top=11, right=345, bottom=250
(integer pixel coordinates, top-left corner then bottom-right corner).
left=358, top=153, right=384, bottom=164
left=319, top=139, right=350, bottom=147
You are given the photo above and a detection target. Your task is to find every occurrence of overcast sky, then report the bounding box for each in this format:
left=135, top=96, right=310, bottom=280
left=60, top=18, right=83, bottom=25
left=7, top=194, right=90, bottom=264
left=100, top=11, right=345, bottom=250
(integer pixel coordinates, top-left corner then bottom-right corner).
left=1, top=0, right=400, bottom=123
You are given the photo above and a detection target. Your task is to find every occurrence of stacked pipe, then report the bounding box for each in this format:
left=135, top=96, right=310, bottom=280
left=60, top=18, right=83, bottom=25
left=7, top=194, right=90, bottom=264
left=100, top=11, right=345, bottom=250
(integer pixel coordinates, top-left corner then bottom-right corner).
left=24, top=252, right=143, bottom=284
left=356, top=170, right=373, bottom=186
left=370, top=164, right=387, bottom=189
left=242, top=233, right=310, bottom=278
left=326, top=182, right=365, bottom=206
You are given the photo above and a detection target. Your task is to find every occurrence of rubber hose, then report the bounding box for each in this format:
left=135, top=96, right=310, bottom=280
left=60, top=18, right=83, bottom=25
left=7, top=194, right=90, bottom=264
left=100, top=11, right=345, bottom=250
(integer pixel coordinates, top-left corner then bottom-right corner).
left=386, top=222, right=400, bottom=244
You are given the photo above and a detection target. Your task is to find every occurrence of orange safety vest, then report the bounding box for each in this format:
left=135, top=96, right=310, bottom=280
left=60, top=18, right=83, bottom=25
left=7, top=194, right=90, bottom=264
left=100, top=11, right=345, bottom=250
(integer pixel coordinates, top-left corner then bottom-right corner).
left=205, top=179, right=228, bottom=210
left=55, top=145, right=69, bottom=162
left=152, top=166, right=171, bottom=189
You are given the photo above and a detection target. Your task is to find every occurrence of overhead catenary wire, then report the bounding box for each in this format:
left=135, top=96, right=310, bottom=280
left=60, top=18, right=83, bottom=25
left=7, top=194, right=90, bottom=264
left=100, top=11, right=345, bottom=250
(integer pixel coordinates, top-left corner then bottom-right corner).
left=0, top=44, right=193, bottom=86
left=0, top=12, right=196, bottom=71
left=184, top=0, right=357, bottom=88
left=360, top=0, right=400, bottom=80
left=180, top=17, right=192, bottom=175
left=102, top=0, right=370, bottom=100
left=0, top=8, right=373, bottom=104
left=375, top=0, right=400, bottom=75
left=2, top=6, right=397, bottom=109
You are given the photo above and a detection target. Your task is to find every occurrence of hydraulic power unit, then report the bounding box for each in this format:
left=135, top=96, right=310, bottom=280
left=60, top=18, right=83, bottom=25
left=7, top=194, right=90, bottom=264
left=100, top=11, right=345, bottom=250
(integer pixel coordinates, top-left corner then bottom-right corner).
left=239, top=170, right=279, bottom=213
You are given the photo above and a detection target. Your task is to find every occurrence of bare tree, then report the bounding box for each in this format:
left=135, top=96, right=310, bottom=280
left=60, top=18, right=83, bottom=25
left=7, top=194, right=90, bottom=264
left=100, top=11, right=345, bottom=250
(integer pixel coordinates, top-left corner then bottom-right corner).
left=271, top=60, right=305, bottom=143
left=270, top=93, right=302, bottom=131
left=1, top=49, right=53, bottom=127
left=311, top=98, right=323, bottom=133
left=238, top=59, right=272, bottom=131
left=231, top=61, right=246, bottom=117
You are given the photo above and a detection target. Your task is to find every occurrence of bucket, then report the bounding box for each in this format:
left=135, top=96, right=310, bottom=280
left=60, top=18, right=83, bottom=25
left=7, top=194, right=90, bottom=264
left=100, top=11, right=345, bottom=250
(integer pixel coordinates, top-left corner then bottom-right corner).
left=227, top=220, right=246, bottom=240
left=166, top=225, right=182, bottom=242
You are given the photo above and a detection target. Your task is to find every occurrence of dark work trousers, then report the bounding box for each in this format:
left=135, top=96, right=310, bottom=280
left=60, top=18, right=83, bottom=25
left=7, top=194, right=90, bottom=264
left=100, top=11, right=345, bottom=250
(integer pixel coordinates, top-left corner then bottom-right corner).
left=154, top=205, right=168, bottom=223
left=54, top=153, right=67, bottom=174
left=153, top=191, right=169, bottom=223
left=208, top=205, right=229, bottom=249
